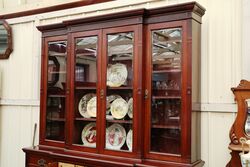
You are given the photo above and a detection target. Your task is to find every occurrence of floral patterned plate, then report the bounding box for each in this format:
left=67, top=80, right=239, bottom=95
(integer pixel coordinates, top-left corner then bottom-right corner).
left=111, top=98, right=128, bottom=119
left=78, top=93, right=95, bottom=118
left=106, top=123, right=126, bottom=150
left=87, top=96, right=97, bottom=117
left=81, top=123, right=97, bottom=148
left=107, top=63, right=128, bottom=87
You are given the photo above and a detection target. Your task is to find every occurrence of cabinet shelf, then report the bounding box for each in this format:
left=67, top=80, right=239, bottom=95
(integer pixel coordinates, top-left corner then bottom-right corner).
left=47, top=94, right=66, bottom=98
left=107, top=86, right=133, bottom=90
left=75, top=86, right=96, bottom=90
left=153, top=70, right=181, bottom=73
left=153, top=89, right=180, bottom=91
left=152, top=96, right=181, bottom=99
left=152, top=124, right=180, bottom=130
left=46, top=118, right=66, bottom=122
left=75, top=117, right=96, bottom=121
left=49, top=71, right=66, bottom=74
left=106, top=119, right=133, bottom=124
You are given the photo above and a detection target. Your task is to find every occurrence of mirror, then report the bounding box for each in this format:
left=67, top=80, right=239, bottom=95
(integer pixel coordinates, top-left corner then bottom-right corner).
left=245, top=99, right=250, bottom=136
left=0, top=20, right=12, bottom=59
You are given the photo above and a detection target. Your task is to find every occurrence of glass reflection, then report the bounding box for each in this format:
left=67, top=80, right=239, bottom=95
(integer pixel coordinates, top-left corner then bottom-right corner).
left=105, top=32, right=134, bottom=152
left=46, top=41, right=67, bottom=141
left=0, top=24, right=7, bottom=54
left=75, top=36, right=97, bottom=87
left=73, top=36, right=98, bottom=148
left=245, top=99, right=250, bottom=136
left=150, top=28, right=182, bottom=154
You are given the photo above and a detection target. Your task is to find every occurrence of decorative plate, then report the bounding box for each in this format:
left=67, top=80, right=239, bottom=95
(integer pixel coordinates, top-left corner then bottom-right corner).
left=106, top=123, right=126, bottom=150
left=106, top=95, right=121, bottom=114
left=127, top=98, right=133, bottom=119
left=81, top=123, right=97, bottom=148
left=78, top=93, right=95, bottom=118
left=111, top=98, right=128, bottom=119
left=126, top=129, right=133, bottom=151
left=107, top=63, right=128, bottom=87
left=87, top=97, right=97, bottom=117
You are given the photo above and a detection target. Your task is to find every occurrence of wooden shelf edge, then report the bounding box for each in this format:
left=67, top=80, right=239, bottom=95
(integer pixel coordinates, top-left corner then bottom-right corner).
left=228, top=143, right=250, bottom=151
left=106, top=119, right=133, bottom=124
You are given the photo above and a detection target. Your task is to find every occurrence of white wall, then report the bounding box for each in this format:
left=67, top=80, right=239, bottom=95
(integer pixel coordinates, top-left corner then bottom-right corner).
left=0, top=0, right=80, bottom=15
left=242, top=0, right=250, bottom=80
left=0, top=0, right=244, bottom=167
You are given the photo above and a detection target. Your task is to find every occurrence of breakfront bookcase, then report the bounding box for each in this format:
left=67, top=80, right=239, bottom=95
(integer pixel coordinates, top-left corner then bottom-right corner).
left=23, top=2, right=205, bottom=167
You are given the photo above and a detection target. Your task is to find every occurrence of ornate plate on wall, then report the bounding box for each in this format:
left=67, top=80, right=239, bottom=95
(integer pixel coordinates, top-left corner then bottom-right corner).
left=126, top=129, right=133, bottom=151
left=87, top=96, right=97, bottom=117
left=106, top=123, right=126, bottom=150
left=111, top=98, right=128, bottom=119
left=78, top=93, right=95, bottom=118
left=107, top=63, right=128, bottom=87
left=81, top=122, right=97, bottom=147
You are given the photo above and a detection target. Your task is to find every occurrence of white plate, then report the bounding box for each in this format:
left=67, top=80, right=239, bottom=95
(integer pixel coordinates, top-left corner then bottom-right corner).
left=107, top=63, right=128, bottom=87
left=78, top=93, right=95, bottom=118
left=127, top=98, right=133, bottom=119
left=81, top=123, right=97, bottom=148
left=111, top=98, right=128, bottom=119
left=106, top=123, right=126, bottom=150
left=87, top=97, right=97, bottom=117
left=126, top=129, right=133, bottom=151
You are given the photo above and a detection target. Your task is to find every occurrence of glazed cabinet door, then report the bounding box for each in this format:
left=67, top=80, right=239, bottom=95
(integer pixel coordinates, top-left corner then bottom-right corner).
left=145, top=21, right=190, bottom=162
left=41, top=36, right=68, bottom=146
left=101, top=25, right=142, bottom=157
left=69, top=30, right=102, bottom=152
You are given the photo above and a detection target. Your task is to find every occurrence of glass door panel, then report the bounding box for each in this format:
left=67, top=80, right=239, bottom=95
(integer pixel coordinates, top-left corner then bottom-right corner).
left=150, top=28, right=182, bottom=154
left=73, top=36, right=98, bottom=148
left=105, top=32, right=134, bottom=152
left=46, top=40, right=67, bottom=141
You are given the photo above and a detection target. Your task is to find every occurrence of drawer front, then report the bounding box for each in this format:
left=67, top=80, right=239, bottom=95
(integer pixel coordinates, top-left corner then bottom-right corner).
left=27, top=155, right=55, bottom=167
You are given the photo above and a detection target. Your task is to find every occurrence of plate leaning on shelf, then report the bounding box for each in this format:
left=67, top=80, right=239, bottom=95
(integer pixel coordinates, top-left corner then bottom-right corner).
left=78, top=93, right=96, bottom=118
left=127, top=98, right=133, bottom=119
left=87, top=96, right=97, bottom=117
left=106, top=123, right=126, bottom=150
left=126, top=129, right=133, bottom=151
left=107, top=63, right=128, bottom=87
left=81, top=122, right=97, bottom=147
left=106, top=94, right=121, bottom=114
left=111, top=97, right=128, bottom=119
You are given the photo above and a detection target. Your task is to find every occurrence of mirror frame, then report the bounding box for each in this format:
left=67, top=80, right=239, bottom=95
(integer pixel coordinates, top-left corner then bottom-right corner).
left=0, top=20, right=13, bottom=59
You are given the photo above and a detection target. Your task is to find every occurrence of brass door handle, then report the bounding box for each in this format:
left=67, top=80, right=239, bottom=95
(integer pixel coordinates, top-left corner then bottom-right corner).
left=37, top=159, right=46, bottom=167
left=100, top=89, right=104, bottom=99
left=144, top=89, right=148, bottom=99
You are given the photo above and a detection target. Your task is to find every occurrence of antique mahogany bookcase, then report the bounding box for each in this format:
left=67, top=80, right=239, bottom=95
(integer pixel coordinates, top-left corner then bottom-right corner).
left=23, top=2, right=205, bottom=167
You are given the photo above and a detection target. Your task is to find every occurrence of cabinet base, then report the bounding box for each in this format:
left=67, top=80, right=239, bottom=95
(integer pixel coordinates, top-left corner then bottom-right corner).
left=23, top=146, right=204, bottom=167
